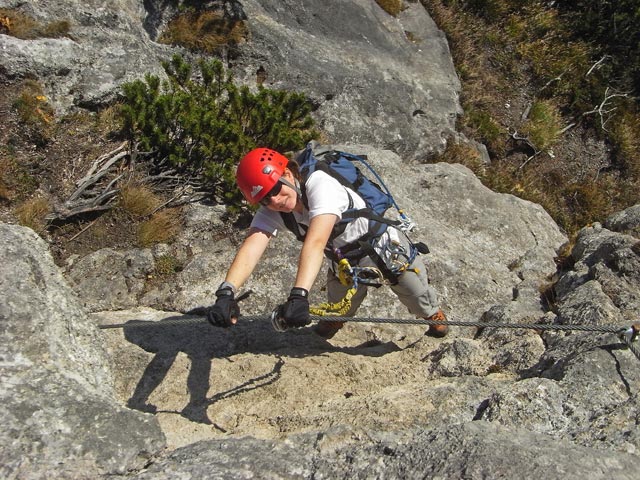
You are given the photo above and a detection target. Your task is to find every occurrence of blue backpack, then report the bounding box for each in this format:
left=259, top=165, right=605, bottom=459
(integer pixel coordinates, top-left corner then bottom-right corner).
left=281, top=143, right=404, bottom=244
left=301, top=144, right=395, bottom=213
left=280, top=142, right=427, bottom=282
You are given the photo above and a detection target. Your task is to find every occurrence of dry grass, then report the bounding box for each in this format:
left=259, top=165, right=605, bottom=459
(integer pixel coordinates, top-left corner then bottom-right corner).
left=437, top=141, right=484, bottom=168
left=158, top=10, right=249, bottom=54
left=13, top=80, right=55, bottom=145
left=610, top=110, right=640, bottom=180
left=375, top=0, right=405, bottom=16
left=154, top=254, right=183, bottom=276
left=138, top=209, right=181, bottom=247
left=14, top=196, right=50, bottom=232
left=422, top=0, right=509, bottom=156
left=422, top=0, right=640, bottom=236
left=521, top=100, right=562, bottom=151
left=0, top=8, right=70, bottom=39
left=119, top=183, right=162, bottom=218
left=0, top=152, right=38, bottom=203
left=0, top=159, right=12, bottom=202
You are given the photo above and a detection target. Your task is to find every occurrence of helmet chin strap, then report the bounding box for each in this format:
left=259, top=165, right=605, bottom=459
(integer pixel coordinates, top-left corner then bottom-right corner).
left=279, top=176, right=302, bottom=197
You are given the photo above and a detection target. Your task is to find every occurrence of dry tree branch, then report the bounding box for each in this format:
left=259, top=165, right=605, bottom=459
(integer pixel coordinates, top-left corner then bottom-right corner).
left=47, top=142, right=210, bottom=223
left=508, top=129, right=542, bottom=171
left=582, top=86, right=630, bottom=131
left=585, top=55, right=611, bottom=77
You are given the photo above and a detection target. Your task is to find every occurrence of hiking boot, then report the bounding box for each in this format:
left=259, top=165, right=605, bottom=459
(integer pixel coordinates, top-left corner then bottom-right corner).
left=314, top=320, right=345, bottom=339
left=425, top=310, right=448, bottom=338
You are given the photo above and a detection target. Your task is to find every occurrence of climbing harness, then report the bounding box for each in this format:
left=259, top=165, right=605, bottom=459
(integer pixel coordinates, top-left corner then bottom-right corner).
left=303, top=259, right=366, bottom=317
left=308, top=258, right=393, bottom=316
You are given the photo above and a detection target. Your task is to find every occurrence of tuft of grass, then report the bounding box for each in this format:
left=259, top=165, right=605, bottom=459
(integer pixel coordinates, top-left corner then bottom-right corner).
left=0, top=157, right=12, bottom=202
left=96, top=103, right=125, bottom=136
left=610, top=110, right=640, bottom=180
left=520, top=100, right=562, bottom=151
left=562, top=175, right=623, bottom=231
left=464, top=106, right=507, bottom=156
left=375, top=0, right=405, bottom=17
left=119, top=184, right=162, bottom=218
left=0, top=8, right=71, bottom=39
left=138, top=209, right=181, bottom=247
left=158, top=10, right=249, bottom=54
left=13, top=80, right=55, bottom=146
left=14, top=196, right=50, bottom=232
left=436, top=140, right=484, bottom=168
left=154, top=254, right=183, bottom=276
left=0, top=153, right=38, bottom=203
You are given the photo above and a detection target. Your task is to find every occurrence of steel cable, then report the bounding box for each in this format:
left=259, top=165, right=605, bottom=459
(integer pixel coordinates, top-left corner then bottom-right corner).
left=98, top=314, right=640, bottom=361
left=99, top=313, right=625, bottom=334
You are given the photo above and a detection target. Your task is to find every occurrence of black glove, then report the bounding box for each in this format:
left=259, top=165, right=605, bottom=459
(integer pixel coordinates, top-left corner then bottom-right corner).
left=206, top=283, right=240, bottom=328
left=272, top=287, right=311, bottom=332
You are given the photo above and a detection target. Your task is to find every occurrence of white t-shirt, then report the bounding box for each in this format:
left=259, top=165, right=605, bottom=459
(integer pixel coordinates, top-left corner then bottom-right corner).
left=250, top=169, right=371, bottom=249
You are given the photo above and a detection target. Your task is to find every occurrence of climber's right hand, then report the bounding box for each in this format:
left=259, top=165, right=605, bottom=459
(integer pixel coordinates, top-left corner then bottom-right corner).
left=206, top=282, right=239, bottom=328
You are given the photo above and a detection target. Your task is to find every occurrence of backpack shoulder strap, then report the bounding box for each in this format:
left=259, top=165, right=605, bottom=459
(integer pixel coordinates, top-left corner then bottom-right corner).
left=280, top=212, right=306, bottom=242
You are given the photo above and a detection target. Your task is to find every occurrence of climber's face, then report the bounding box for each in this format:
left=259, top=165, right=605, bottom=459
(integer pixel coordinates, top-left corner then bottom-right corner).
left=260, top=169, right=298, bottom=213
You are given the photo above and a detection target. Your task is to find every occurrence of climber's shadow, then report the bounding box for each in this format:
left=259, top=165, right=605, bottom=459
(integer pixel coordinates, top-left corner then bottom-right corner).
left=123, top=317, right=230, bottom=425
left=122, top=315, right=400, bottom=425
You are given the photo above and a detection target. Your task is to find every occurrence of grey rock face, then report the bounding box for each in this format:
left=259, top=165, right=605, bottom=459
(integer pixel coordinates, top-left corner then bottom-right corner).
left=555, top=223, right=640, bottom=321
left=0, top=0, right=460, bottom=160
left=66, top=248, right=155, bottom=311
left=0, top=0, right=171, bottom=109
left=1, top=224, right=110, bottom=391
left=477, top=218, right=640, bottom=455
left=234, top=0, right=461, bottom=160
left=3, top=0, right=640, bottom=476
left=126, top=422, right=639, bottom=480
left=605, top=204, right=640, bottom=236
left=4, top=205, right=640, bottom=478
left=0, top=224, right=166, bottom=478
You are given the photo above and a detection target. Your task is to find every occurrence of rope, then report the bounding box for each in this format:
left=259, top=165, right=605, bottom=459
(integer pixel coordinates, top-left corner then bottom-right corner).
left=309, top=259, right=362, bottom=316
left=309, top=287, right=357, bottom=316
left=99, top=314, right=207, bottom=329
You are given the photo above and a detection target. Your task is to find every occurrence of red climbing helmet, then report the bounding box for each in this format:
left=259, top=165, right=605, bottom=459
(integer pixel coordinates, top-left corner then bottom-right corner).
left=236, top=148, right=288, bottom=204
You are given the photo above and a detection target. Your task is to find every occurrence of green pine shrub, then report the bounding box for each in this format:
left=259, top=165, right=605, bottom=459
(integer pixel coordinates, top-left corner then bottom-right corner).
left=120, top=54, right=318, bottom=206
